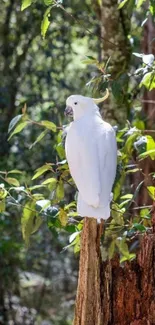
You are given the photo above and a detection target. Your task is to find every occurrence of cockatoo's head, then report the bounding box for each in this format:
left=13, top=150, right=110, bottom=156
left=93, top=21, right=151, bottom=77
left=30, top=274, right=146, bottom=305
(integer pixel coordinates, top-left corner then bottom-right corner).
left=65, top=89, right=109, bottom=121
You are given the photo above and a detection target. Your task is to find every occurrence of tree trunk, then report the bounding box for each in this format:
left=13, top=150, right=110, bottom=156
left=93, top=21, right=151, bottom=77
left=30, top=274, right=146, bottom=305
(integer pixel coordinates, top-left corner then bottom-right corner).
left=73, top=218, right=155, bottom=325
left=93, top=0, right=132, bottom=124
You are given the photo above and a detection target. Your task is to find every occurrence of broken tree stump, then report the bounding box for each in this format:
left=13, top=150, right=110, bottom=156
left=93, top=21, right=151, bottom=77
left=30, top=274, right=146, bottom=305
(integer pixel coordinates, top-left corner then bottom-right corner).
left=73, top=217, right=155, bottom=325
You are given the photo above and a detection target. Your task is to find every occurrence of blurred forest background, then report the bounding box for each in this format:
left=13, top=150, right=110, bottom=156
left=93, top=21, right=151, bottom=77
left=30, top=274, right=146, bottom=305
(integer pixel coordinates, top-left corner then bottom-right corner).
left=0, top=0, right=155, bottom=324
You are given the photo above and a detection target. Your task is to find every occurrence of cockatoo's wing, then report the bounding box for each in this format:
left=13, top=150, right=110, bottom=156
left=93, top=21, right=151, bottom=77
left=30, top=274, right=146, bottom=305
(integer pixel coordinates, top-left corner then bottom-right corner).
left=65, top=123, right=101, bottom=208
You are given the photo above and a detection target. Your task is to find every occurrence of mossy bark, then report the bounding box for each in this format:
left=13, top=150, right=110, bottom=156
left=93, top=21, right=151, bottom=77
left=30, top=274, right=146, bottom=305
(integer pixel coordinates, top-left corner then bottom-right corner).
left=73, top=217, right=155, bottom=325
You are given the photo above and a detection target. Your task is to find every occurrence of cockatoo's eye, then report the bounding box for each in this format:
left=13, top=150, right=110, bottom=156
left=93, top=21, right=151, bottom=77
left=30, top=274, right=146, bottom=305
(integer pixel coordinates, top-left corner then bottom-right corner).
left=74, top=102, right=78, bottom=105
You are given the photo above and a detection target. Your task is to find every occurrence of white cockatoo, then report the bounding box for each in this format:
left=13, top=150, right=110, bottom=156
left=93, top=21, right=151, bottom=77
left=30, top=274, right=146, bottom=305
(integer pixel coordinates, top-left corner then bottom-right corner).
left=65, top=89, right=117, bottom=221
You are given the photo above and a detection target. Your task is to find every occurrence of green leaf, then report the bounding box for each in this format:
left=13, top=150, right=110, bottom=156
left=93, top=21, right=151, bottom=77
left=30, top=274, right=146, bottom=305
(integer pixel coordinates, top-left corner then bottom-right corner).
left=116, top=237, right=130, bottom=258
left=124, top=132, right=140, bottom=156
left=126, top=168, right=140, bottom=174
left=133, top=120, right=145, bottom=130
left=140, top=72, right=155, bottom=90
left=81, top=56, right=98, bottom=65
left=29, top=185, right=46, bottom=191
left=111, top=203, right=124, bottom=225
left=58, top=208, right=68, bottom=226
left=69, top=231, right=80, bottom=243
left=44, top=0, right=53, bottom=5
left=22, top=201, right=42, bottom=246
left=32, top=164, right=53, bottom=180
left=21, top=0, right=32, bottom=11
left=108, top=240, right=115, bottom=259
left=55, top=143, right=65, bottom=159
left=120, top=253, right=136, bottom=263
left=146, top=135, right=155, bottom=159
left=41, top=120, right=57, bottom=132
left=8, top=170, right=23, bottom=174
left=119, top=199, right=132, bottom=208
left=140, top=208, right=151, bottom=219
left=0, top=200, right=5, bottom=213
left=120, top=194, right=133, bottom=199
left=147, top=186, right=155, bottom=200
left=133, top=223, right=146, bottom=232
left=42, top=177, right=57, bottom=188
left=41, top=7, right=51, bottom=39
left=5, top=177, right=20, bottom=187
left=139, top=149, right=155, bottom=160
left=8, top=115, right=23, bottom=133
left=56, top=180, right=64, bottom=200
left=8, top=121, right=28, bottom=140
left=30, top=130, right=48, bottom=149
left=0, top=186, right=7, bottom=199
left=118, top=0, right=129, bottom=9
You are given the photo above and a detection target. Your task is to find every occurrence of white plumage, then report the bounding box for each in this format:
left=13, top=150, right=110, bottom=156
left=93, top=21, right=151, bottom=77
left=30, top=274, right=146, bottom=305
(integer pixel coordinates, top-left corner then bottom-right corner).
left=65, top=93, right=117, bottom=221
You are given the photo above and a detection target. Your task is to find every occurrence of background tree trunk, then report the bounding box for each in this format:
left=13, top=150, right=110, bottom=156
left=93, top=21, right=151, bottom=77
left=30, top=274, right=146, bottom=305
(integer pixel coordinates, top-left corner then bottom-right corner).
left=73, top=218, right=155, bottom=325
left=94, top=0, right=132, bottom=124
left=137, top=14, right=155, bottom=207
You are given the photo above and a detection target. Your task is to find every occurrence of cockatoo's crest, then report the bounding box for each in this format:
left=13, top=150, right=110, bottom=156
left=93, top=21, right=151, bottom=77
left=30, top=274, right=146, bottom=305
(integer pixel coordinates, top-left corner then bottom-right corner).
left=65, top=89, right=109, bottom=121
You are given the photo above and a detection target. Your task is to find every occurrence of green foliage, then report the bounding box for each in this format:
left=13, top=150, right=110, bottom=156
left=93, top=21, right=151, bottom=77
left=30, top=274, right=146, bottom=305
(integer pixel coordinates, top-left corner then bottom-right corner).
left=140, top=72, right=155, bottom=90
left=41, top=6, right=52, bottom=38
left=32, top=164, right=53, bottom=180
left=1, top=0, right=155, bottom=272
left=22, top=201, right=43, bottom=246
left=21, top=0, right=32, bottom=11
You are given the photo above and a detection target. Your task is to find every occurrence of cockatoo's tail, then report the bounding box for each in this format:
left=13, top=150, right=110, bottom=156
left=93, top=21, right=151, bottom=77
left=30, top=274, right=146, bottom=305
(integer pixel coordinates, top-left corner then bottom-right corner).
left=65, top=89, right=117, bottom=220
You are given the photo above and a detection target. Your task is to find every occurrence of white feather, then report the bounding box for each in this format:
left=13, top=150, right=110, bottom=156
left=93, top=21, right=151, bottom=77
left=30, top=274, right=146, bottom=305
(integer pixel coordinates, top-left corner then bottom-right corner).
left=65, top=95, right=117, bottom=220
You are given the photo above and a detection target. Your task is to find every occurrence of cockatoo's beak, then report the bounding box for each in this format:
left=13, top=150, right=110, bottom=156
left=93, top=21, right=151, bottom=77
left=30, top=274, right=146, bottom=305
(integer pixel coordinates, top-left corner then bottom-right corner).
left=64, top=106, right=73, bottom=117
left=92, top=88, right=109, bottom=104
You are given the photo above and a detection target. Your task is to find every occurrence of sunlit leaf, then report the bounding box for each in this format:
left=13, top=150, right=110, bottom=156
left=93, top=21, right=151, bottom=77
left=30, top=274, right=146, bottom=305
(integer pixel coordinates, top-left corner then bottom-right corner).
left=139, top=149, right=155, bottom=160
left=42, top=178, right=57, bottom=191
left=5, top=177, right=20, bottom=187
left=30, top=130, right=48, bottom=149
left=120, top=253, right=136, bottom=263
left=21, top=0, right=32, bottom=11
left=121, top=194, right=133, bottom=199
left=140, top=208, right=151, bottom=219
left=147, top=186, right=155, bottom=200
left=56, top=180, right=64, bottom=200
left=133, top=120, right=145, bottom=130
left=8, top=170, right=23, bottom=174
left=22, top=201, right=42, bottom=246
left=146, top=135, right=155, bottom=159
left=32, top=164, right=53, bottom=180
left=8, top=121, right=28, bottom=140
left=116, top=237, right=130, bottom=258
left=124, top=132, right=140, bottom=155
left=140, top=72, right=155, bottom=90
left=0, top=186, right=7, bottom=199
left=41, top=120, right=57, bottom=132
left=59, top=208, right=68, bottom=226
left=44, top=0, right=53, bottom=5
left=0, top=200, right=5, bottom=213
left=41, top=7, right=52, bottom=38
left=108, top=240, right=115, bottom=259
left=82, top=56, right=98, bottom=65
left=8, top=114, right=23, bottom=133
left=69, top=231, right=80, bottom=243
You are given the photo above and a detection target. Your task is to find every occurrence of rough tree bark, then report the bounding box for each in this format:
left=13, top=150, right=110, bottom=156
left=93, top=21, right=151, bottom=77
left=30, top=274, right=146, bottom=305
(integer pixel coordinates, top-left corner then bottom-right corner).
left=136, top=14, right=155, bottom=207
left=93, top=0, right=132, bottom=124
left=73, top=218, right=155, bottom=325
